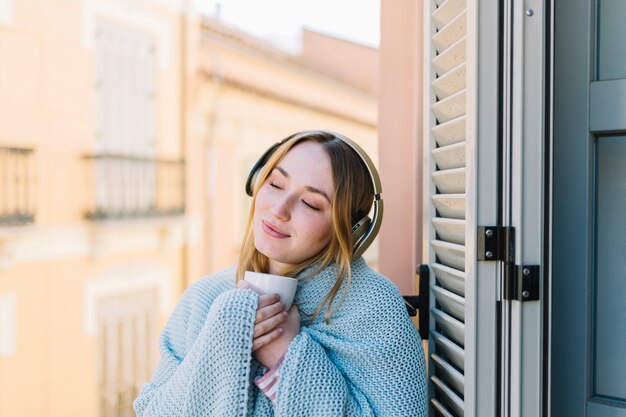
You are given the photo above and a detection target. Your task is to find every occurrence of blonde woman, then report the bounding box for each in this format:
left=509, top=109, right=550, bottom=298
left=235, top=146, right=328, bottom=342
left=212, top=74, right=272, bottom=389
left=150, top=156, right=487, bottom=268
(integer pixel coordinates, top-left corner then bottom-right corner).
left=134, top=131, right=427, bottom=416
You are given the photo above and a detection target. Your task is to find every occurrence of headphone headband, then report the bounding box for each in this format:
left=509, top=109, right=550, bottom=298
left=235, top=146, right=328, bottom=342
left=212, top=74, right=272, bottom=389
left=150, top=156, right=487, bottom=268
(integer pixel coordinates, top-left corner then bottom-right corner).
left=245, top=130, right=383, bottom=260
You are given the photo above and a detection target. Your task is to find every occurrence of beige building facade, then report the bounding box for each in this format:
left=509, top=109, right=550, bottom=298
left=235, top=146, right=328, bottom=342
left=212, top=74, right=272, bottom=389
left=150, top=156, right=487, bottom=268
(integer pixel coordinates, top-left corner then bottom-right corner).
left=0, top=1, right=378, bottom=416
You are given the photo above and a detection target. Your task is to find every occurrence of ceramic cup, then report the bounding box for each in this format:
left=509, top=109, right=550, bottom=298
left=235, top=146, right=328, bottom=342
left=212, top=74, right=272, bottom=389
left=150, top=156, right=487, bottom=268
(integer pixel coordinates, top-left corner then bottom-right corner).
left=243, top=271, right=298, bottom=310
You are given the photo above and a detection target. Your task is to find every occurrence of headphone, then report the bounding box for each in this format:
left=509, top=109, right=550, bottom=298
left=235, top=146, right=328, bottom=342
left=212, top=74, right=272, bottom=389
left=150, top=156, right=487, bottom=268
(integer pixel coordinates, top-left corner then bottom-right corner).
left=245, top=130, right=383, bottom=260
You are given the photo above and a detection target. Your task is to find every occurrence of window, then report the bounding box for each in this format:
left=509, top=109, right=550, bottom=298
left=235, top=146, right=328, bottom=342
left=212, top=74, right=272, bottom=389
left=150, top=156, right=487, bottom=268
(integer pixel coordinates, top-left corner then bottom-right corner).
left=0, top=0, right=13, bottom=26
left=86, top=20, right=182, bottom=220
left=97, top=289, right=158, bottom=417
left=0, top=293, right=16, bottom=356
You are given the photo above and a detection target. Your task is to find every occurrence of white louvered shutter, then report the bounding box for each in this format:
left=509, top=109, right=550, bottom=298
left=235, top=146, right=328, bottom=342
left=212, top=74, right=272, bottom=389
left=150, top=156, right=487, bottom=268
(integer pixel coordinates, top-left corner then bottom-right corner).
left=425, top=0, right=468, bottom=416
left=93, top=20, right=157, bottom=214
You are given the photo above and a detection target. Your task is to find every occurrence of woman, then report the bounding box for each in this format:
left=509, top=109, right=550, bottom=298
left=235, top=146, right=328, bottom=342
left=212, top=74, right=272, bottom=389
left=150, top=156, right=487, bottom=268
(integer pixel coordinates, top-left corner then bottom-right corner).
left=134, top=131, right=427, bottom=416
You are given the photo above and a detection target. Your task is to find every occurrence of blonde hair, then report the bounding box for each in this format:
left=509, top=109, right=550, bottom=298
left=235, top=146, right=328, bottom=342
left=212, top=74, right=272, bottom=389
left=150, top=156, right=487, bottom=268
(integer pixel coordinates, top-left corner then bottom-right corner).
left=236, top=131, right=374, bottom=323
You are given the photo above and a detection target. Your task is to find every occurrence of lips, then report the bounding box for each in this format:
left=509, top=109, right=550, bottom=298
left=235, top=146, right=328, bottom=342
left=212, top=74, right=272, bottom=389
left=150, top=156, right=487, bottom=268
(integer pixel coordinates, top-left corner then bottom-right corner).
left=262, top=220, right=291, bottom=238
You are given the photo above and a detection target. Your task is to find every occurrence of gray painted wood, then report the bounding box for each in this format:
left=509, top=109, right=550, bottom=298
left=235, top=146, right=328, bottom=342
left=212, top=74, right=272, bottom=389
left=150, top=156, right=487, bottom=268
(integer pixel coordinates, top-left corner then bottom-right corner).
left=590, top=80, right=626, bottom=132
left=597, top=0, right=626, bottom=80
left=553, top=0, right=626, bottom=415
left=594, top=137, right=626, bottom=401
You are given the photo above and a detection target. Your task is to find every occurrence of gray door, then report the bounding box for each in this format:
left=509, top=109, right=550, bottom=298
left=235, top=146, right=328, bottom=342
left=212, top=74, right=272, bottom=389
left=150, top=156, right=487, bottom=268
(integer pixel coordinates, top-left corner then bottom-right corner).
left=552, top=0, right=626, bottom=416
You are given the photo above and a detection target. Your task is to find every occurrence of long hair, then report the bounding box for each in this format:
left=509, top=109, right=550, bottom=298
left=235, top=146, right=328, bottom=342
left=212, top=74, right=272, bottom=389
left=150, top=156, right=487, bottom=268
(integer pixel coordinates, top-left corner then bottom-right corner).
left=236, top=131, right=375, bottom=323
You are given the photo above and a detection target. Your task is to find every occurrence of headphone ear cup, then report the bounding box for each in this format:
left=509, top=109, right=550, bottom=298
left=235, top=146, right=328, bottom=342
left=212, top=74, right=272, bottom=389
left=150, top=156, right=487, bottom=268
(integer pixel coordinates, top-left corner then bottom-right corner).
left=245, top=143, right=279, bottom=196
left=351, top=215, right=372, bottom=249
left=246, top=134, right=299, bottom=197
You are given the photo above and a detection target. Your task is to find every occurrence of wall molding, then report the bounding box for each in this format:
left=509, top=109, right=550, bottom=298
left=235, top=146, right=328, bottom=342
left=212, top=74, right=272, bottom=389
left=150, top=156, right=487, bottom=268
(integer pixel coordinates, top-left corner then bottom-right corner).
left=0, top=215, right=202, bottom=271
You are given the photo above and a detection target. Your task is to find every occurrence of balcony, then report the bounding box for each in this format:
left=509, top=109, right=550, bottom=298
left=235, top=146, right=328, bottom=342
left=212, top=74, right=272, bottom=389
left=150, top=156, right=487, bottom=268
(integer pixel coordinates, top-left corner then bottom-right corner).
left=0, top=146, right=36, bottom=226
left=83, top=154, right=185, bottom=220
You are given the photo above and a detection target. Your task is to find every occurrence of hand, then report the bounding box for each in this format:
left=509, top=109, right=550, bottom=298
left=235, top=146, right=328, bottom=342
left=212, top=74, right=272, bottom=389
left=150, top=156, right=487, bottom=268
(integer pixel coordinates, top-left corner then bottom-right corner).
left=237, top=280, right=301, bottom=368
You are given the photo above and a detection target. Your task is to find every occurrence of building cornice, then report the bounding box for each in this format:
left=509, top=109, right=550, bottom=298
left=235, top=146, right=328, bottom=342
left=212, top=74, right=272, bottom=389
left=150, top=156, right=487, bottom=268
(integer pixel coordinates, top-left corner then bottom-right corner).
left=199, top=17, right=376, bottom=95
left=200, top=71, right=377, bottom=128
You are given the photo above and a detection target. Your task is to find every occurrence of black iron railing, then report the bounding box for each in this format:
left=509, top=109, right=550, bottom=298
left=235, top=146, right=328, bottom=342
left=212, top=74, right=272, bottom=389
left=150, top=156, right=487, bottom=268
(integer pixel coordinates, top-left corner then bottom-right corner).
left=0, top=146, right=36, bottom=226
left=83, top=154, right=185, bottom=220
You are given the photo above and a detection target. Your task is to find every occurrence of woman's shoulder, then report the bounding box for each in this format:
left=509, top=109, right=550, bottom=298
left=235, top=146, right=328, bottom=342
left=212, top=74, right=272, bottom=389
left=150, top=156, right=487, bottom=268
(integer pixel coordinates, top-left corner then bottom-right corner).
left=350, top=258, right=403, bottom=300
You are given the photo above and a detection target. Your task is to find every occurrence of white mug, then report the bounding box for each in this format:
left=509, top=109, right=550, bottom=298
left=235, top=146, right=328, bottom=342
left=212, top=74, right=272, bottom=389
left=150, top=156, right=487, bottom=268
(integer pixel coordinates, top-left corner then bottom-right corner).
left=243, top=271, right=298, bottom=310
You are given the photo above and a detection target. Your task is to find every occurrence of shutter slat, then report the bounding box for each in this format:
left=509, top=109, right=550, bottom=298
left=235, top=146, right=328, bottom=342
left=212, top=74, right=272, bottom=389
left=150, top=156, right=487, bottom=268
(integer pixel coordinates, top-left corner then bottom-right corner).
left=432, top=91, right=466, bottom=123
left=433, top=115, right=466, bottom=147
left=432, top=308, right=465, bottom=347
left=432, top=218, right=465, bottom=245
left=432, top=11, right=467, bottom=53
left=432, top=398, right=458, bottom=417
left=432, top=141, right=466, bottom=170
left=433, top=330, right=465, bottom=371
left=432, top=194, right=466, bottom=219
left=432, top=63, right=467, bottom=100
left=432, top=376, right=465, bottom=416
left=433, top=285, right=466, bottom=321
left=432, top=262, right=466, bottom=296
left=433, top=37, right=467, bottom=77
left=431, top=239, right=466, bottom=271
left=429, top=0, right=468, bottom=411
left=432, top=0, right=467, bottom=30
left=432, top=167, right=466, bottom=194
left=432, top=353, right=465, bottom=395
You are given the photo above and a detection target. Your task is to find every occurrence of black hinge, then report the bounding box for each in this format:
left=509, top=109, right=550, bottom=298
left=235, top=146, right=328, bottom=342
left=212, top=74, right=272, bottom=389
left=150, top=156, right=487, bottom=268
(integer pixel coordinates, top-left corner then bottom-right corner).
left=477, top=225, right=515, bottom=261
left=478, top=226, right=540, bottom=301
left=503, top=265, right=540, bottom=301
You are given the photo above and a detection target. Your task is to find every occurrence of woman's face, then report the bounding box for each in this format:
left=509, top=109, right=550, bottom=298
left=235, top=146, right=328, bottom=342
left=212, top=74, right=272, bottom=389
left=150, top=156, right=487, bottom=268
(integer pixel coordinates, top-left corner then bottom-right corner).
left=253, top=141, right=334, bottom=275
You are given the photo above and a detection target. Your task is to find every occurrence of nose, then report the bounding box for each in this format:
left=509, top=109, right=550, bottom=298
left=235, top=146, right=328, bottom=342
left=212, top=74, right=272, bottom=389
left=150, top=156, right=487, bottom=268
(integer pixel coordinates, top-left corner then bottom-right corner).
left=270, top=195, right=292, bottom=221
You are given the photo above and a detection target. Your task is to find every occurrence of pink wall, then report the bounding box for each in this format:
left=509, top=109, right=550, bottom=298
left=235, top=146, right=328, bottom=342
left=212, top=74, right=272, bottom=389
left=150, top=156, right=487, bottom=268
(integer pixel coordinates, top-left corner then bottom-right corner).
left=378, top=0, right=423, bottom=294
left=300, top=29, right=379, bottom=95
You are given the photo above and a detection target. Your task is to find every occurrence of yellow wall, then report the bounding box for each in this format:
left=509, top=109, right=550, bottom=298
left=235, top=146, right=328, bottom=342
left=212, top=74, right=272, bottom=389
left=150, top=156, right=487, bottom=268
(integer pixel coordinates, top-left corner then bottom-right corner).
left=0, top=3, right=378, bottom=417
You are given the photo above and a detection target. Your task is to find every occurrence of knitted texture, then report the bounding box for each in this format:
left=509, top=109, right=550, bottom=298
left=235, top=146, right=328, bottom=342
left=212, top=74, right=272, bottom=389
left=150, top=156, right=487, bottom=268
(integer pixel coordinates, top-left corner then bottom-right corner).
left=134, top=258, right=427, bottom=417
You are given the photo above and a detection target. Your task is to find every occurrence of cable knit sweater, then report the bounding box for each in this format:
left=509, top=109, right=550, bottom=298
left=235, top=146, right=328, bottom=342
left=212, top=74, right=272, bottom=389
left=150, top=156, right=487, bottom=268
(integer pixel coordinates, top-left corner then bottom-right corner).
left=133, top=257, right=427, bottom=416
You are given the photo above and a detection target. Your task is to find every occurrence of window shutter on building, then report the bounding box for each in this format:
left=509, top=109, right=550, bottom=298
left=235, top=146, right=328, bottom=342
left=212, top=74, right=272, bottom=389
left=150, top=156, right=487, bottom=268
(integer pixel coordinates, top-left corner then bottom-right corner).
left=93, top=20, right=157, bottom=214
left=97, top=289, right=158, bottom=417
left=426, top=0, right=469, bottom=416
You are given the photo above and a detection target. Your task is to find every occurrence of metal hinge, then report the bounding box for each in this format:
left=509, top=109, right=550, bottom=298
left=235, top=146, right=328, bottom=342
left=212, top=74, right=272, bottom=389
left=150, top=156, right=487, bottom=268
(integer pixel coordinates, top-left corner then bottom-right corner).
left=504, top=265, right=539, bottom=301
left=477, top=225, right=515, bottom=262
left=478, top=226, right=540, bottom=301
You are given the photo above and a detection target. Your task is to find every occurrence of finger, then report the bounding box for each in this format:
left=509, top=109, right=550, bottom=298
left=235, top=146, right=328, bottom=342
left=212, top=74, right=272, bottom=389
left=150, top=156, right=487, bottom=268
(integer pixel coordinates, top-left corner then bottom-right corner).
left=256, top=298, right=285, bottom=321
left=237, top=279, right=266, bottom=294
left=252, top=327, right=284, bottom=352
left=254, top=310, right=288, bottom=338
left=257, top=293, right=281, bottom=309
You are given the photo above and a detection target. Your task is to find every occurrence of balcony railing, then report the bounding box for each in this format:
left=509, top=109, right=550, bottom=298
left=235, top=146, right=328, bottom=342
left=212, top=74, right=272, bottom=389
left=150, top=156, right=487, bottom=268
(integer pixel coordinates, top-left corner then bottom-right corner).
left=0, top=146, right=36, bottom=226
left=84, top=154, right=185, bottom=220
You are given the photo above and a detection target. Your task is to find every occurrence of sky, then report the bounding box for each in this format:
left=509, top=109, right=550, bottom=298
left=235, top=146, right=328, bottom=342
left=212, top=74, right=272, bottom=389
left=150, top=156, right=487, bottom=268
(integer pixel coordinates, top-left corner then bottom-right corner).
left=194, top=0, right=380, bottom=52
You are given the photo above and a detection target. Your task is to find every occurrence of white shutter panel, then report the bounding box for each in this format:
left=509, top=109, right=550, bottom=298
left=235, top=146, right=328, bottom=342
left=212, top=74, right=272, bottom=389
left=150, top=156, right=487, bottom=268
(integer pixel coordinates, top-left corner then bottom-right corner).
left=93, top=20, right=157, bottom=215
left=426, top=0, right=468, bottom=415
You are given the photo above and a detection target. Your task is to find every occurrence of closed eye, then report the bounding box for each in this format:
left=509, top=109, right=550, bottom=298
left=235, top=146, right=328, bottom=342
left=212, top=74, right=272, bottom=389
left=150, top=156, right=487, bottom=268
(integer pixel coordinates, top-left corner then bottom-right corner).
left=302, top=200, right=320, bottom=211
left=268, top=181, right=282, bottom=190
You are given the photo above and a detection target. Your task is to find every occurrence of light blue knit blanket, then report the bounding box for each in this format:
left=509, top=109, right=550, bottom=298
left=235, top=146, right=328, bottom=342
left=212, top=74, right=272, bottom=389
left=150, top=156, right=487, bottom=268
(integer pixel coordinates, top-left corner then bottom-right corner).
left=134, top=257, right=427, bottom=416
